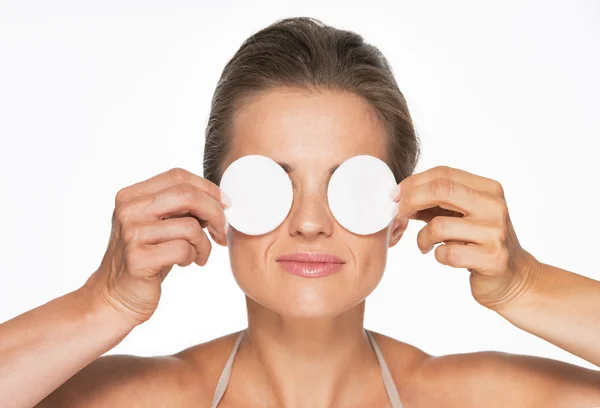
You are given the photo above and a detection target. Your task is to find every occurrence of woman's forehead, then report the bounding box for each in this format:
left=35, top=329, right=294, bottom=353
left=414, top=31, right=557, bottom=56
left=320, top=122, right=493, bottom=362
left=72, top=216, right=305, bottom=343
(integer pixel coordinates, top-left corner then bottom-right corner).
left=228, top=88, right=388, bottom=168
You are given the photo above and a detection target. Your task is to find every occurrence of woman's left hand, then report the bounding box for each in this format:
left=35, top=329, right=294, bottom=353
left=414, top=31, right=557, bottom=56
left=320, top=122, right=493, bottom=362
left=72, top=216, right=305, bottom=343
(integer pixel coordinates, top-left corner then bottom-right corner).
left=392, top=165, right=543, bottom=311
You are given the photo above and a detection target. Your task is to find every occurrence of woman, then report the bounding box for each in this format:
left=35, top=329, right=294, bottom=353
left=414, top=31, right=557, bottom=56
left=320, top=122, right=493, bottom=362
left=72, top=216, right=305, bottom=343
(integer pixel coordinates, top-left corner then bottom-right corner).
left=2, top=16, right=600, bottom=408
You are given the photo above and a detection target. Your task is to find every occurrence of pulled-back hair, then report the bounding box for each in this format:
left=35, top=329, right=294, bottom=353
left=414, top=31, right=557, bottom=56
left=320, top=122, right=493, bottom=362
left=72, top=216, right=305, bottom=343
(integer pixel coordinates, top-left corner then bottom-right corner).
left=203, top=16, right=421, bottom=185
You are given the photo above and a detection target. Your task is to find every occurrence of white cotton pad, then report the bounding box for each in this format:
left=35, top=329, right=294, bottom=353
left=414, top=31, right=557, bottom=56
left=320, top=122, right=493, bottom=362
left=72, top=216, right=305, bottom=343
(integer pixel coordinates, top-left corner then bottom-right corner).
left=219, top=155, right=293, bottom=236
left=327, top=155, right=398, bottom=235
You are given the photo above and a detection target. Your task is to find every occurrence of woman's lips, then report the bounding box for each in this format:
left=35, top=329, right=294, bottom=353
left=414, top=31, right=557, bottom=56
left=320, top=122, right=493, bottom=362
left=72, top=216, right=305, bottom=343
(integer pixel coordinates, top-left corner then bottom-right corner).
left=276, top=252, right=345, bottom=278
left=278, top=261, right=343, bottom=277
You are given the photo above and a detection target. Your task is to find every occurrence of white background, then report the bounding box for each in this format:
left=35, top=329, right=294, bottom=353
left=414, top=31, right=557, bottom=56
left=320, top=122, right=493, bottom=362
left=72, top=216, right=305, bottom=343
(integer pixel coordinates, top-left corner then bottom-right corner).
left=1, top=0, right=599, bottom=371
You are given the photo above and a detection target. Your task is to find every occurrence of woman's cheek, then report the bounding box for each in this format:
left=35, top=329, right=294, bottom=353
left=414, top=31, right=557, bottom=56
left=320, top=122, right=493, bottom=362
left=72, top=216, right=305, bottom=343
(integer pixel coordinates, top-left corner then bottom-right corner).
left=228, top=233, right=273, bottom=288
left=352, top=229, right=389, bottom=260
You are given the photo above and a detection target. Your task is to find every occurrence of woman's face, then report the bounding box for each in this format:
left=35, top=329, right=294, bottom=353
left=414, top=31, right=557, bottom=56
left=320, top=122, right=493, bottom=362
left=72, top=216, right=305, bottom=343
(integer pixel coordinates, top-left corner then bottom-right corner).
left=221, top=87, right=408, bottom=318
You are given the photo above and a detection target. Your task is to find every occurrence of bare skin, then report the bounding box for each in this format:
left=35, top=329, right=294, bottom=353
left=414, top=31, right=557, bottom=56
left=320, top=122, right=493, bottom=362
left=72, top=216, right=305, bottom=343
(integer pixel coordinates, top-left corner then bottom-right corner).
left=1, top=87, right=599, bottom=408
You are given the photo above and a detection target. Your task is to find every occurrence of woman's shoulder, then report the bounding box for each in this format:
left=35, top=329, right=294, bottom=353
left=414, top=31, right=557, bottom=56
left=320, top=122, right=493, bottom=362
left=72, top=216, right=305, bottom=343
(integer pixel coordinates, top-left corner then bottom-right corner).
left=170, top=330, right=246, bottom=403
left=370, top=330, right=524, bottom=406
left=140, top=329, right=596, bottom=408
left=366, top=330, right=432, bottom=404
left=369, top=330, right=515, bottom=406
left=369, top=330, right=600, bottom=408
left=38, top=345, right=217, bottom=407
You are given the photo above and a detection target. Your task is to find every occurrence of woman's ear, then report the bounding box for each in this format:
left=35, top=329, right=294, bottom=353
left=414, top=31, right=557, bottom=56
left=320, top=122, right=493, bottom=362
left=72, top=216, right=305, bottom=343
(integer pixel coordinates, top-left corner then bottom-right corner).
left=388, top=217, right=409, bottom=248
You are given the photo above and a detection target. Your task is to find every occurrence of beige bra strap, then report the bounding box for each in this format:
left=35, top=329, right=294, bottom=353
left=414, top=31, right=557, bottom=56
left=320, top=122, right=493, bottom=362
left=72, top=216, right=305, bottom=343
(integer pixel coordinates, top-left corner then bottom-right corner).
left=366, top=330, right=404, bottom=408
left=211, top=330, right=246, bottom=408
left=212, top=329, right=403, bottom=408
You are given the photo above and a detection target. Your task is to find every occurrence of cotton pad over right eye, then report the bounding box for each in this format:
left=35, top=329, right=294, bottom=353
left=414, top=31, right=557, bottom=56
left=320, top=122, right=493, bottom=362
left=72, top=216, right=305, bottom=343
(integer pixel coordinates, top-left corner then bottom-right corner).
left=219, top=155, right=293, bottom=236
left=327, top=155, right=398, bottom=235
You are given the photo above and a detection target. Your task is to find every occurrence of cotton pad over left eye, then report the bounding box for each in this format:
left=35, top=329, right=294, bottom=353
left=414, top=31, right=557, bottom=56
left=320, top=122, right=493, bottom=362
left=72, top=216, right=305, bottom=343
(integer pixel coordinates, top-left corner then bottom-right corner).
left=219, top=155, right=293, bottom=236
left=327, top=155, right=398, bottom=235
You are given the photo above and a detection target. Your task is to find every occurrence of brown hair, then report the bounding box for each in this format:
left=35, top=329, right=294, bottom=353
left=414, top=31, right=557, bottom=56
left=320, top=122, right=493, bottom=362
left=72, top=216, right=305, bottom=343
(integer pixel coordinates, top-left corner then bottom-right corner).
left=203, top=16, right=421, bottom=185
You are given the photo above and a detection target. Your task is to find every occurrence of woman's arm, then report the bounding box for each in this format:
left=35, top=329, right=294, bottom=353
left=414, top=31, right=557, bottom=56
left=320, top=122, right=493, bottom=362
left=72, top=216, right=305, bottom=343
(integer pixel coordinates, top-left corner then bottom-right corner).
left=1, top=168, right=229, bottom=408
left=390, top=166, right=600, bottom=404
left=496, top=258, right=600, bottom=368
left=391, top=166, right=600, bottom=368
left=0, top=284, right=134, bottom=408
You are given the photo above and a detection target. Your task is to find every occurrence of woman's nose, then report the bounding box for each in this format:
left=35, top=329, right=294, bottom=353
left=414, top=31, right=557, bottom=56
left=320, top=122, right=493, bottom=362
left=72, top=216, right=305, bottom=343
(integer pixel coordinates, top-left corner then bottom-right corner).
left=286, top=190, right=334, bottom=238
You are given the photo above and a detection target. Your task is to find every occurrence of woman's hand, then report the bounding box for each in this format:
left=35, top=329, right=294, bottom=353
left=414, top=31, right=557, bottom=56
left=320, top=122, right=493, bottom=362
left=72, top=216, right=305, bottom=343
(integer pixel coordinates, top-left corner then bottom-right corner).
left=391, top=165, right=542, bottom=311
left=83, top=168, right=230, bottom=328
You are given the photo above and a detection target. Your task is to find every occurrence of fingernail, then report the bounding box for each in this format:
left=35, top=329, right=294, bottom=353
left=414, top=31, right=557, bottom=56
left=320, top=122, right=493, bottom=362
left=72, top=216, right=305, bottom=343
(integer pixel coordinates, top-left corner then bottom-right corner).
left=207, top=225, right=223, bottom=240
left=220, top=189, right=232, bottom=208
left=388, top=185, right=401, bottom=201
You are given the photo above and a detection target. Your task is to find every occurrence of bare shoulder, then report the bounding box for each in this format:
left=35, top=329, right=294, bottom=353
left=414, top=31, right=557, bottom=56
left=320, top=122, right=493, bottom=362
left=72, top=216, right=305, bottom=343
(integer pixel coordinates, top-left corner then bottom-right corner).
left=366, top=330, right=432, bottom=404
left=372, top=332, right=600, bottom=408
left=421, top=351, right=600, bottom=407
left=37, top=331, right=242, bottom=408
left=37, top=353, right=191, bottom=407
left=172, top=330, right=246, bottom=403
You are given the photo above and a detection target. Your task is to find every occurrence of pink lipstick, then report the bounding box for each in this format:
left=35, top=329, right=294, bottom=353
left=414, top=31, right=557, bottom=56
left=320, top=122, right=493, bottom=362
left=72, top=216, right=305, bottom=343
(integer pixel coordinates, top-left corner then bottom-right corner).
left=276, top=252, right=345, bottom=278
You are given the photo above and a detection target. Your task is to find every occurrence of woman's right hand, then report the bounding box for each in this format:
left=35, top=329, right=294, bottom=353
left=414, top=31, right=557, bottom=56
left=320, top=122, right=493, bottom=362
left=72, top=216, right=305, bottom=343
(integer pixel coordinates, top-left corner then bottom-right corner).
left=83, top=167, right=230, bottom=328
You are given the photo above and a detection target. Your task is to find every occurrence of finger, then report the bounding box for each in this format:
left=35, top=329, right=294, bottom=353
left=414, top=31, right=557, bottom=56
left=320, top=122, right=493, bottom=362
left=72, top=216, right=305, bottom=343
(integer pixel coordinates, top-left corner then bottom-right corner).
left=206, top=224, right=228, bottom=247
left=116, top=167, right=230, bottom=209
left=395, top=166, right=505, bottom=202
left=158, top=265, right=174, bottom=283
left=395, top=178, right=502, bottom=222
left=416, top=216, right=488, bottom=254
left=134, top=217, right=214, bottom=265
left=165, top=213, right=210, bottom=229
left=433, top=242, right=503, bottom=275
left=120, top=183, right=228, bottom=238
left=147, top=213, right=223, bottom=245
left=406, top=206, right=464, bottom=222
left=131, top=239, right=198, bottom=278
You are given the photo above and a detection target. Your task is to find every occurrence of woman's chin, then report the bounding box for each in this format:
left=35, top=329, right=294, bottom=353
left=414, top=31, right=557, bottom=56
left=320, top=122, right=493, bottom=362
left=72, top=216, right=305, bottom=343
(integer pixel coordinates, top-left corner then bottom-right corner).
left=233, top=268, right=378, bottom=318
left=278, top=301, right=341, bottom=319
left=269, top=303, right=344, bottom=319
left=243, top=288, right=362, bottom=319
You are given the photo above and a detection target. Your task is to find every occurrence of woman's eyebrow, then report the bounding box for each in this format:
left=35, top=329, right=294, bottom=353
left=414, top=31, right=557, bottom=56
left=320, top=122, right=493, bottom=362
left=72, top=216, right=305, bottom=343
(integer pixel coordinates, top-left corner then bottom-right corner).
left=277, top=162, right=340, bottom=176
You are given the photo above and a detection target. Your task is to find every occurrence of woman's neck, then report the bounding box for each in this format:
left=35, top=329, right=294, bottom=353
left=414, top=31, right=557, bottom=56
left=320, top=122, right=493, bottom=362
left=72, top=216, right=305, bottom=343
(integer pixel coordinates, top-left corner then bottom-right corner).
left=235, top=297, right=382, bottom=407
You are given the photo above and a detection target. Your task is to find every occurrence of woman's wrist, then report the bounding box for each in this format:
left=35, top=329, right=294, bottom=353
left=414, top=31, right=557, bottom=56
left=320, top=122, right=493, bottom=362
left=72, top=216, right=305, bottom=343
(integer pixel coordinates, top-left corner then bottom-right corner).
left=74, top=282, right=137, bottom=348
left=481, top=250, right=545, bottom=315
left=492, top=261, right=600, bottom=367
